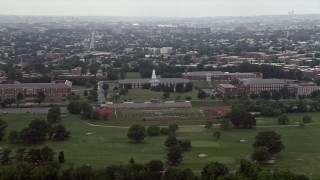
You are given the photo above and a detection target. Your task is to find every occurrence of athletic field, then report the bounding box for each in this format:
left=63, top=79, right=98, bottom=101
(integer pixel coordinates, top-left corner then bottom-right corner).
left=113, top=109, right=206, bottom=119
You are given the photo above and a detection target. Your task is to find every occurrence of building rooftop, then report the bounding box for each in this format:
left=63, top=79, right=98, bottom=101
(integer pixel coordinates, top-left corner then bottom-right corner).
left=240, top=78, right=286, bottom=85
left=218, top=84, right=236, bottom=88
left=0, top=83, right=71, bottom=89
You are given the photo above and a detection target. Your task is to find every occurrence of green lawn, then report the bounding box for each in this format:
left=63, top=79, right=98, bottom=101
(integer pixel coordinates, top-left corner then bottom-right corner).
left=113, top=109, right=205, bottom=118
left=191, top=80, right=211, bottom=89
left=117, top=89, right=198, bottom=102
left=1, top=113, right=320, bottom=178
left=125, top=72, right=141, bottom=79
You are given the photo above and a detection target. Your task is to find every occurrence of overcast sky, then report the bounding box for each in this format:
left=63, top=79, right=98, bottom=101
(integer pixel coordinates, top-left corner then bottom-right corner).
left=1, top=0, right=319, bottom=17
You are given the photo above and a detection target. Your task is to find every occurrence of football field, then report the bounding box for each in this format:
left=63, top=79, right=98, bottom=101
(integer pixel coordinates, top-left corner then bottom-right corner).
left=113, top=109, right=206, bottom=119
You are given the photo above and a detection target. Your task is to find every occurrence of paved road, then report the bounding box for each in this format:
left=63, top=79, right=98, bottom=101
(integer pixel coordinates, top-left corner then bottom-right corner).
left=97, top=81, right=106, bottom=104
left=0, top=107, right=67, bottom=114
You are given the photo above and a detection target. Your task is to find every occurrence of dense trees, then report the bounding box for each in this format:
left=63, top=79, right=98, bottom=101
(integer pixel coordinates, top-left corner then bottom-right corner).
left=67, top=101, right=97, bottom=120
left=20, top=119, right=51, bottom=144
left=229, top=110, right=256, bottom=129
left=0, top=157, right=308, bottom=179
left=12, top=119, right=71, bottom=144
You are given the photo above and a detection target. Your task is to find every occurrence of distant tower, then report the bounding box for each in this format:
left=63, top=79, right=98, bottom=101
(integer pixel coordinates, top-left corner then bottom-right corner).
left=206, top=73, right=212, bottom=82
left=152, top=69, right=157, bottom=79
left=150, top=69, right=160, bottom=87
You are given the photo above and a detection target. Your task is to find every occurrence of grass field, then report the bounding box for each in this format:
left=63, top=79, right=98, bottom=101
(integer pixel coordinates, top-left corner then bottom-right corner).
left=113, top=109, right=205, bottom=118
left=1, top=113, right=320, bottom=178
left=191, top=80, right=211, bottom=89
left=125, top=72, right=141, bottom=79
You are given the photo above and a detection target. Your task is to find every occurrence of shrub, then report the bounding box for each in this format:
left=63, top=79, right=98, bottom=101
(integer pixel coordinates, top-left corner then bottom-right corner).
left=147, top=125, right=160, bottom=136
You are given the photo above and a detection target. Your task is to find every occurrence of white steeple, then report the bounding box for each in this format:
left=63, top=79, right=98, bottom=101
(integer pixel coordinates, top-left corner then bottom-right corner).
left=152, top=69, right=157, bottom=79
left=150, top=69, right=160, bottom=87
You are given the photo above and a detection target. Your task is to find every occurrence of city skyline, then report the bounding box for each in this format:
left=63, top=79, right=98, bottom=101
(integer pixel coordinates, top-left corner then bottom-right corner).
left=1, top=0, right=319, bottom=17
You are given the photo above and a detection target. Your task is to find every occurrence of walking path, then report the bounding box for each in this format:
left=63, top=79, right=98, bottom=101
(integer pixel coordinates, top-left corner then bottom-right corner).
left=81, top=120, right=320, bottom=129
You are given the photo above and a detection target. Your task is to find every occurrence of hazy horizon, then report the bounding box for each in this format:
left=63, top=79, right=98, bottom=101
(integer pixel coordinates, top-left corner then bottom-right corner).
left=1, top=0, right=319, bottom=17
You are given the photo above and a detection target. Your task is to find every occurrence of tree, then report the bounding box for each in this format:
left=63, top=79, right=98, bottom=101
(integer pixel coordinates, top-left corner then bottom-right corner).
left=0, top=148, right=12, bottom=165
left=0, top=116, right=7, bottom=141
left=201, top=161, right=229, bottom=180
left=260, top=91, right=271, bottom=100
left=147, top=159, right=164, bottom=172
left=20, top=119, right=51, bottom=144
left=164, top=168, right=195, bottom=180
left=127, top=125, right=146, bottom=143
left=251, top=146, right=271, bottom=164
left=197, top=90, right=207, bottom=100
left=41, top=146, right=55, bottom=163
left=205, top=121, right=213, bottom=130
left=160, top=128, right=169, bottom=135
left=184, top=82, right=193, bottom=92
left=253, top=131, right=285, bottom=154
left=250, top=93, right=259, bottom=99
left=220, top=119, right=231, bottom=131
left=67, top=101, right=82, bottom=114
left=271, top=91, right=281, bottom=100
left=47, top=106, right=61, bottom=123
left=89, top=62, right=101, bottom=77
left=167, top=145, right=183, bottom=166
left=238, top=159, right=260, bottom=179
left=168, top=124, right=179, bottom=134
left=230, top=110, right=256, bottom=129
left=52, top=124, right=71, bottom=141
left=81, top=102, right=93, bottom=120
left=174, top=83, right=184, bottom=93
left=35, top=91, right=45, bottom=105
left=147, top=125, right=160, bottom=136
left=16, top=148, right=26, bottom=163
left=213, top=131, right=221, bottom=140
left=102, top=83, right=109, bottom=90
left=16, top=92, right=24, bottom=106
left=278, top=114, right=289, bottom=125
left=162, top=92, right=170, bottom=101
left=8, top=130, right=19, bottom=143
left=83, top=90, right=88, bottom=96
left=164, top=135, right=178, bottom=148
left=178, top=139, right=192, bottom=151
left=302, top=115, right=312, bottom=123
left=90, top=111, right=100, bottom=120
left=58, top=151, right=65, bottom=163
